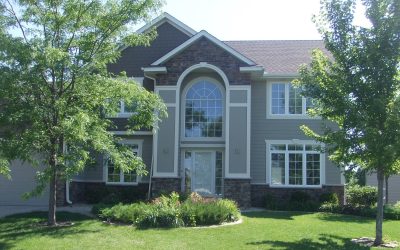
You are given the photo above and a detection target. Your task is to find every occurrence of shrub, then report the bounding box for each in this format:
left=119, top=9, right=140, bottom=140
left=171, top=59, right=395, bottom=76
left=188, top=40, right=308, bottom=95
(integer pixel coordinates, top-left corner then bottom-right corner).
left=319, top=192, right=339, bottom=205
left=287, top=191, right=319, bottom=212
left=384, top=203, right=400, bottom=220
left=345, top=185, right=377, bottom=207
left=97, top=192, right=241, bottom=228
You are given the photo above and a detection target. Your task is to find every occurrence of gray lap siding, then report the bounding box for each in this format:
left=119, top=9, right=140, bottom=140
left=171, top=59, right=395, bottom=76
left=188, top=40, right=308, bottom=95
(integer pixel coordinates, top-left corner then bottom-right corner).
left=250, top=79, right=342, bottom=185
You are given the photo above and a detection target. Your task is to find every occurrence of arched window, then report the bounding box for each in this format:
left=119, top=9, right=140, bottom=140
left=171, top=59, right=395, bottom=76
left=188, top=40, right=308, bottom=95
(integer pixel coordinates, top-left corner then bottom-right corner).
left=184, top=79, right=223, bottom=138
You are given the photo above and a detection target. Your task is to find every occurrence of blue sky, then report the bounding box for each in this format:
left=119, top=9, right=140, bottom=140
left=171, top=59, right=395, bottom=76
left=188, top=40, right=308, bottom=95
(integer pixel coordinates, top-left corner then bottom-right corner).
left=158, top=0, right=370, bottom=40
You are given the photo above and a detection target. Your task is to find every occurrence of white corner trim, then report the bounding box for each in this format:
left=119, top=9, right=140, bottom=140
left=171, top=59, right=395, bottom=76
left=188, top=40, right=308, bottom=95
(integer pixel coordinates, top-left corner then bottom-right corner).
left=136, top=12, right=196, bottom=36
left=151, top=31, right=255, bottom=66
left=142, top=67, right=167, bottom=73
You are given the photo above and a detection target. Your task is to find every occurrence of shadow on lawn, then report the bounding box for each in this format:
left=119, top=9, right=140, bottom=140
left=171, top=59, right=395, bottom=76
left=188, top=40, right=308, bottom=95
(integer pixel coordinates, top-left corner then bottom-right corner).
left=247, top=234, right=370, bottom=250
left=316, top=213, right=373, bottom=224
left=0, top=211, right=99, bottom=248
left=243, top=210, right=312, bottom=220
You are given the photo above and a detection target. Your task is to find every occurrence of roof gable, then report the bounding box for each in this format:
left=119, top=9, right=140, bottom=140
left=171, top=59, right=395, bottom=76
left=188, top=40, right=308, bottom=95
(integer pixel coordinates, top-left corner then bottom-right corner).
left=151, top=30, right=256, bottom=66
left=137, top=12, right=196, bottom=37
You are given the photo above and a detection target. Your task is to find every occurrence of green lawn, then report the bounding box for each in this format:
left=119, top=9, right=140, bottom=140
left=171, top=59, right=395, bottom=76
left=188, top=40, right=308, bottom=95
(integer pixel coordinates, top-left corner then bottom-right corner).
left=0, top=211, right=399, bottom=250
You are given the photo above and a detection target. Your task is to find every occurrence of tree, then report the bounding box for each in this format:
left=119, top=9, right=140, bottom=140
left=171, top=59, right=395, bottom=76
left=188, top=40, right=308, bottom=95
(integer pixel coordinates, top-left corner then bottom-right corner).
left=295, top=0, right=400, bottom=245
left=0, top=0, right=166, bottom=226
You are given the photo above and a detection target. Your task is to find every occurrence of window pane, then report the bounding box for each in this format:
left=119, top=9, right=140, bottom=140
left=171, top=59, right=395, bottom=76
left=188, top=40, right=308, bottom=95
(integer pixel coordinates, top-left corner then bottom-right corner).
left=185, top=80, right=223, bottom=138
left=107, top=161, right=120, bottom=182
left=270, top=144, right=286, bottom=151
left=306, top=154, right=320, bottom=185
left=288, top=144, right=303, bottom=151
left=271, top=83, right=285, bottom=114
left=306, top=98, right=314, bottom=112
left=305, top=144, right=321, bottom=151
left=124, top=102, right=137, bottom=113
left=184, top=152, right=192, bottom=193
left=215, top=151, right=223, bottom=196
left=271, top=153, right=285, bottom=185
left=289, top=84, right=303, bottom=114
left=289, top=153, right=303, bottom=185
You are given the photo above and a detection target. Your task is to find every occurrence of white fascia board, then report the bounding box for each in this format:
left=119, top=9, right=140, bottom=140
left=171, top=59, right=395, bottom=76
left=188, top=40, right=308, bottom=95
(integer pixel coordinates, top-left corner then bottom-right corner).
left=239, top=66, right=264, bottom=73
left=142, top=67, right=167, bottom=73
left=263, top=72, right=299, bottom=79
left=136, top=12, right=196, bottom=37
left=151, top=30, right=256, bottom=66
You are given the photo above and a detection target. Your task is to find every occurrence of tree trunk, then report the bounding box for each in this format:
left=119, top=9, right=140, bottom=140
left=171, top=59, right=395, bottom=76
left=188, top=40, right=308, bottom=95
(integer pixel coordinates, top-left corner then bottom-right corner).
left=374, top=168, right=384, bottom=246
left=48, top=142, right=58, bottom=226
left=48, top=168, right=57, bottom=226
left=385, top=175, right=389, bottom=205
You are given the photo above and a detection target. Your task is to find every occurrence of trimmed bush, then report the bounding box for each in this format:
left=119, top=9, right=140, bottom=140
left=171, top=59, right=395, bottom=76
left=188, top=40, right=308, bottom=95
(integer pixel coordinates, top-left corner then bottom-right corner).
left=319, top=192, right=339, bottom=205
left=345, top=185, right=377, bottom=207
left=97, top=192, right=241, bottom=228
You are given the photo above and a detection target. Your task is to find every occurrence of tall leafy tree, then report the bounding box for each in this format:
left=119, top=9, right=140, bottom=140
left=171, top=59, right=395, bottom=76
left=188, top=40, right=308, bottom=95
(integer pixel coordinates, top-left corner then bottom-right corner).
left=0, top=0, right=166, bottom=225
left=296, top=0, right=400, bottom=245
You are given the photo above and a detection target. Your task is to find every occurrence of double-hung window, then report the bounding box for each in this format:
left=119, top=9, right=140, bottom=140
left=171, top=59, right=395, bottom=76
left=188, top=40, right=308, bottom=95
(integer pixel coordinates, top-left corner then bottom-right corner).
left=269, top=82, right=313, bottom=118
left=105, top=140, right=143, bottom=185
left=267, top=140, right=324, bottom=187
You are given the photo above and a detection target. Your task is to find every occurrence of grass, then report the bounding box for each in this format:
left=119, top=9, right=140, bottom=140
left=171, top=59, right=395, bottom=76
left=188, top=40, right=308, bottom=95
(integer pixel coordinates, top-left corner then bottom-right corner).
left=0, top=211, right=399, bottom=250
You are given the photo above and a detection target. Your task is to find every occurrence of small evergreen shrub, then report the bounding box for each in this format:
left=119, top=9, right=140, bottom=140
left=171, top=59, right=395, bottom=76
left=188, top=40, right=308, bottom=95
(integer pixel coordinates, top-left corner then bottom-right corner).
left=345, top=185, right=377, bottom=207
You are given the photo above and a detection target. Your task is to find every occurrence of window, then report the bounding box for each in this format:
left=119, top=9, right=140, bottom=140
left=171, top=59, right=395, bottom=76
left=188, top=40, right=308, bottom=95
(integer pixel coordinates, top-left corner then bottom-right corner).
left=184, top=79, right=223, bottom=138
left=269, top=83, right=313, bottom=117
left=105, top=140, right=142, bottom=185
left=267, top=140, right=324, bottom=187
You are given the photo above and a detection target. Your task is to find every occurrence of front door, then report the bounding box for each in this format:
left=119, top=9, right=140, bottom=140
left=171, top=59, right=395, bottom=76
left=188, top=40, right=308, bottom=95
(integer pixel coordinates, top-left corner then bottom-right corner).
left=183, top=150, right=223, bottom=196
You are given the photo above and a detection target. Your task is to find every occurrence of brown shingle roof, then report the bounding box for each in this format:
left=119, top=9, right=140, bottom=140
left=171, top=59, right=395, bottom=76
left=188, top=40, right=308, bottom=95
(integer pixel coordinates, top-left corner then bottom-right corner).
left=224, top=40, right=327, bottom=74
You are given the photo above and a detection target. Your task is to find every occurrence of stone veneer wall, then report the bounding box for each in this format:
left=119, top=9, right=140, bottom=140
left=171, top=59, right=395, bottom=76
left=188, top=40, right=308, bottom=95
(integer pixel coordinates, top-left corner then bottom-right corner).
left=69, top=182, right=149, bottom=203
left=156, top=37, right=252, bottom=86
left=151, top=178, right=181, bottom=196
left=251, top=184, right=345, bottom=208
left=224, top=179, right=251, bottom=208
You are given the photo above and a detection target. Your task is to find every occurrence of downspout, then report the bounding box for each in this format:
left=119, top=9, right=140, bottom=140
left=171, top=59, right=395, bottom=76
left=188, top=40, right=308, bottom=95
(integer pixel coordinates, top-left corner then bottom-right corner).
left=65, top=181, right=72, bottom=205
left=144, top=73, right=157, bottom=201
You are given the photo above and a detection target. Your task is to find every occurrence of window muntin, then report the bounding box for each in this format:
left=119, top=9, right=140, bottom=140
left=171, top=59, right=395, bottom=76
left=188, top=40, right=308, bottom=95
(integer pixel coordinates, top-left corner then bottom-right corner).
left=184, top=80, right=223, bottom=138
left=106, top=143, right=140, bottom=184
left=270, top=83, right=313, bottom=116
left=269, top=141, right=323, bottom=187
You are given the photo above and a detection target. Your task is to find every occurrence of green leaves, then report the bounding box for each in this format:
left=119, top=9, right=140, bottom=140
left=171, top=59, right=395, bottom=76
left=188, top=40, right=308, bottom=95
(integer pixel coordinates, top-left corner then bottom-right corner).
left=0, top=0, right=165, bottom=193
left=297, top=0, right=400, bottom=172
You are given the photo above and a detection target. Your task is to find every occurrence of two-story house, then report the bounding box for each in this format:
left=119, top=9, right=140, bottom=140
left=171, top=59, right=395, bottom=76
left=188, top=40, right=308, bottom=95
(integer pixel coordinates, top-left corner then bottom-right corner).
left=0, top=13, right=344, bottom=207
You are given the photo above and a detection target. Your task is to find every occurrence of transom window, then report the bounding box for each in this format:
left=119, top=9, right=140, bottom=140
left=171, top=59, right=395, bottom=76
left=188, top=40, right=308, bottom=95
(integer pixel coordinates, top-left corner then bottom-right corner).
left=270, top=83, right=313, bottom=116
left=184, top=80, right=223, bottom=138
left=267, top=141, right=324, bottom=187
left=105, top=141, right=142, bottom=185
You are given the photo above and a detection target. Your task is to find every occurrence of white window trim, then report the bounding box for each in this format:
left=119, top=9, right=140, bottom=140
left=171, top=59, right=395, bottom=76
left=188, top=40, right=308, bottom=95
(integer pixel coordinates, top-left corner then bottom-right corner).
left=180, top=77, right=226, bottom=142
left=266, top=82, right=318, bottom=119
left=265, top=139, right=325, bottom=188
left=104, top=139, right=144, bottom=186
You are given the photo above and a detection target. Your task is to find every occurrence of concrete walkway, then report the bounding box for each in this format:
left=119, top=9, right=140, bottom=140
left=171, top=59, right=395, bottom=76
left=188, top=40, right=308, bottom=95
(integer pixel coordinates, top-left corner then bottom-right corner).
left=0, top=204, right=93, bottom=218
